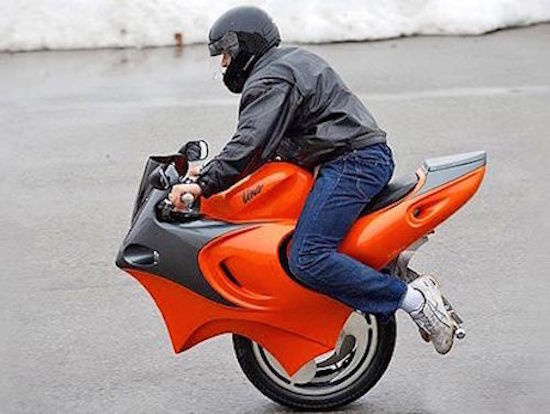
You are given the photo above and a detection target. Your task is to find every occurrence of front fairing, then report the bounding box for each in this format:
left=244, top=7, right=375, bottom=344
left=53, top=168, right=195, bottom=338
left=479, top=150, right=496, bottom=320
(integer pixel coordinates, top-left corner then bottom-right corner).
left=115, top=156, right=352, bottom=377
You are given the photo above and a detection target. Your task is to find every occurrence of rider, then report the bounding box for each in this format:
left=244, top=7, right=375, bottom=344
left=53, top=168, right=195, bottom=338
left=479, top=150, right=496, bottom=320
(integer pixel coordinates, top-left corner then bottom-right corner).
left=170, top=6, right=455, bottom=354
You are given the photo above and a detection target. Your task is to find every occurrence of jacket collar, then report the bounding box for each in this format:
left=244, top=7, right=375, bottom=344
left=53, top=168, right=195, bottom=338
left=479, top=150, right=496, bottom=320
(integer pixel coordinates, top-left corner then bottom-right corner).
left=249, top=47, right=279, bottom=76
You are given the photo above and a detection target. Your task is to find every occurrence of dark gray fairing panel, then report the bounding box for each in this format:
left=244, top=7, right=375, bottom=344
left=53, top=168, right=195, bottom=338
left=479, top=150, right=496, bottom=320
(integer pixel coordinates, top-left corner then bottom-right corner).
left=116, top=188, right=243, bottom=306
left=419, top=151, right=487, bottom=195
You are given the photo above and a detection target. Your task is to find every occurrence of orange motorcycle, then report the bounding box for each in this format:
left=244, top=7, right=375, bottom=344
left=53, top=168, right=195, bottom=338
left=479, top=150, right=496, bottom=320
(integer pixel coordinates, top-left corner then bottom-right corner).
left=116, top=141, right=486, bottom=410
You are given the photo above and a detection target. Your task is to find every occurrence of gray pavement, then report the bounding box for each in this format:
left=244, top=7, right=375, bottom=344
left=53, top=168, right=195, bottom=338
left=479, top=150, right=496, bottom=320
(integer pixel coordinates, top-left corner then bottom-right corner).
left=1, top=24, right=549, bottom=413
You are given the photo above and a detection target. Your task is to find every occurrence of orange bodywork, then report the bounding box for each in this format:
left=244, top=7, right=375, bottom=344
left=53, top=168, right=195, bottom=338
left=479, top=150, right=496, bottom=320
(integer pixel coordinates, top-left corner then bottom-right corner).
left=201, top=163, right=314, bottom=222
left=128, top=162, right=486, bottom=376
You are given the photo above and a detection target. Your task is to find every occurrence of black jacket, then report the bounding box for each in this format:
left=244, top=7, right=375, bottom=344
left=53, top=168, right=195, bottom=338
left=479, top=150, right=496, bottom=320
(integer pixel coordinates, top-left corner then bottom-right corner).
left=198, top=46, right=386, bottom=197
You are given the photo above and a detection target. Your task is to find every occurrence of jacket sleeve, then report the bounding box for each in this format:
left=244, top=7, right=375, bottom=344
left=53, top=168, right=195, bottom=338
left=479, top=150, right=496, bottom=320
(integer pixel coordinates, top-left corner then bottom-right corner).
left=197, top=80, right=300, bottom=198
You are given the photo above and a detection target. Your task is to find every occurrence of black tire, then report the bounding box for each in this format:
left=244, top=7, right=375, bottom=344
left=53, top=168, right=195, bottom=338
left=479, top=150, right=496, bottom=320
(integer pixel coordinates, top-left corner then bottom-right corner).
left=232, top=314, right=396, bottom=411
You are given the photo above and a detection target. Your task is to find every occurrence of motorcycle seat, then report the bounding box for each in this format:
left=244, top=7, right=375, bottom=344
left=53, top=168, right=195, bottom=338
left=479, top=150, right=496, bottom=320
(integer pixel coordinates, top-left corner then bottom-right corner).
left=360, top=172, right=419, bottom=216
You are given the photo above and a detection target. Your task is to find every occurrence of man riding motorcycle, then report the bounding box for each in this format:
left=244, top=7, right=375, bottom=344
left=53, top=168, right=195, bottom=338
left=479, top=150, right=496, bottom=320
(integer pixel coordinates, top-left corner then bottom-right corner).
left=170, top=6, right=455, bottom=354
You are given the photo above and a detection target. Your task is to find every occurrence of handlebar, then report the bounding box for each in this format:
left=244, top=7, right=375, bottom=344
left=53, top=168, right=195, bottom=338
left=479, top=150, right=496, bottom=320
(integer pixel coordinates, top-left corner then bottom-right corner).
left=158, top=192, right=198, bottom=223
left=154, top=163, right=201, bottom=223
left=180, top=193, right=195, bottom=209
left=177, top=175, right=197, bottom=209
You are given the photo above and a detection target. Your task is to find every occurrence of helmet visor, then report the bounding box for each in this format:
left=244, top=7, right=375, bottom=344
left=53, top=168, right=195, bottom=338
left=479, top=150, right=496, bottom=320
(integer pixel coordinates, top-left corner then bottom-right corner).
left=208, top=31, right=239, bottom=57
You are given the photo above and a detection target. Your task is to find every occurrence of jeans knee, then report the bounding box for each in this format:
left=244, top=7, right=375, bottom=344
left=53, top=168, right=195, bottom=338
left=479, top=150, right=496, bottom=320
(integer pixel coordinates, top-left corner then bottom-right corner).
left=290, top=260, right=315, bottom=288
left=288, top=246, right=303, bottom=278
left=288, top=245, right=325, bottom=288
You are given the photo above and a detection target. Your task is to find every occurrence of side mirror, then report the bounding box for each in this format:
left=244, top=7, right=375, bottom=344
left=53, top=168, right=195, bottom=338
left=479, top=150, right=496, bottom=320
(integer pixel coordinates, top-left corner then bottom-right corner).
left=148, top=166, right=170, bottom=190
left=181, top=140, right=209, bottom=161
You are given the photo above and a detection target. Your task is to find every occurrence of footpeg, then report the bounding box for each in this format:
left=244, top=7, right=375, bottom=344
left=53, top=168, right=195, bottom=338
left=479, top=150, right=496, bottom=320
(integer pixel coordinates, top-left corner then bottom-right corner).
left=390, top=252, right=468, bottom=343
left=442, top=295, right=466, bottom=340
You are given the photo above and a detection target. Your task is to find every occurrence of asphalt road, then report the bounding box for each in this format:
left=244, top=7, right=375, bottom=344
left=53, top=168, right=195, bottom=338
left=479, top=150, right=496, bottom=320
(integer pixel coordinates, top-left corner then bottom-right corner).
left=1, top=24, right=549, bottom=414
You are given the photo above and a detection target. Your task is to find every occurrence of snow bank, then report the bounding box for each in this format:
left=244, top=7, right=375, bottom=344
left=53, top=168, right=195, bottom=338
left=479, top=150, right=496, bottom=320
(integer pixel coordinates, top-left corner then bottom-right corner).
left=1, top=0, right=549, bottom=52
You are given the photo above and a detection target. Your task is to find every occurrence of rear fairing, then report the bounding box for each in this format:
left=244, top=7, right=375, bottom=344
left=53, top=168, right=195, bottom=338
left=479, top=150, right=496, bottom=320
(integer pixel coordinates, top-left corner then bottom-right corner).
left=116, top=153, right=486, bottom=377
left=342, top=160, right=486, bottom=268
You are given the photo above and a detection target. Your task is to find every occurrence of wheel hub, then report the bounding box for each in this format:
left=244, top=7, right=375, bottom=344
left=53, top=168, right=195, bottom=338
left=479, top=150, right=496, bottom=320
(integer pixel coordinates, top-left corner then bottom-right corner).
left=252, top=312, right=379, bottom=396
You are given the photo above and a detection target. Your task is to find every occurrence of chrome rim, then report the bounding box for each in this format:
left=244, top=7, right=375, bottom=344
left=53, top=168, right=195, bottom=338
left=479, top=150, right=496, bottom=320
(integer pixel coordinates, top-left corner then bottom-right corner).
left=252, top=312, right=379, bottom=396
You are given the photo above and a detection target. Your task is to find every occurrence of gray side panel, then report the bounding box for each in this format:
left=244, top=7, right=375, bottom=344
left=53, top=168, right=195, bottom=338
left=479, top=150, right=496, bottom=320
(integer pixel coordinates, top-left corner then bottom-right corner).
left=116, top=190, right=245, bottom=306
left=423, top=151, right=487, bottom=172
left=419, top=151, right=487, bottom=195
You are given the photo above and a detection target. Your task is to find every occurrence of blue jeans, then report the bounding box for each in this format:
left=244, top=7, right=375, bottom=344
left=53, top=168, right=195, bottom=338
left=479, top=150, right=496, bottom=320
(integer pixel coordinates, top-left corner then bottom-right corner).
left=289, top=143, right=407, bottom=315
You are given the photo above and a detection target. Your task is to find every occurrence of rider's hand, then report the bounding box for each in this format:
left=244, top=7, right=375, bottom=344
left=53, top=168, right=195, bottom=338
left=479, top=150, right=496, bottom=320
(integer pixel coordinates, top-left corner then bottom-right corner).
left=188, top=165, right=202, bottom=178
left=170, top=183, right=202, bottom=210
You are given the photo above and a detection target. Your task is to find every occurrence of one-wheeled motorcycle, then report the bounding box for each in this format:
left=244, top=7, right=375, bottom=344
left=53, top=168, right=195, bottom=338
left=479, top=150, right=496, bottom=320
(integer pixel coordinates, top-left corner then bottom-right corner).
left=115, top=140, right=486, bottom=410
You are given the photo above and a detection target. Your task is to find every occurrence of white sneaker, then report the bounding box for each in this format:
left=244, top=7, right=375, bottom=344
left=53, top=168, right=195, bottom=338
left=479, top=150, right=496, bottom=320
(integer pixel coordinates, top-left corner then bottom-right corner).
left=408, top=275, right=455, bottom=354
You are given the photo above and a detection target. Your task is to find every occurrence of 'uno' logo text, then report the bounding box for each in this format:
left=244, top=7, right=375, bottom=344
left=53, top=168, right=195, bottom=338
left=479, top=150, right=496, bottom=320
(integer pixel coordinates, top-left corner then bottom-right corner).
left=243, top=184, right=263, bottom=204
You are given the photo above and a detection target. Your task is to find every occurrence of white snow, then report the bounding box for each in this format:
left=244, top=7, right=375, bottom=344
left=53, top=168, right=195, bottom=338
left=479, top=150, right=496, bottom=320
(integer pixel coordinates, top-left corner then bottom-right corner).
left=1, top=0, right=549, bottom=52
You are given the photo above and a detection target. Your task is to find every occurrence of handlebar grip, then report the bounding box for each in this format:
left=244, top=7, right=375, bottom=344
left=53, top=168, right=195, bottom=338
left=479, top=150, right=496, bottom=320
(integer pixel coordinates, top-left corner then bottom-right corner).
left=180, top=193, right=195, bottom=208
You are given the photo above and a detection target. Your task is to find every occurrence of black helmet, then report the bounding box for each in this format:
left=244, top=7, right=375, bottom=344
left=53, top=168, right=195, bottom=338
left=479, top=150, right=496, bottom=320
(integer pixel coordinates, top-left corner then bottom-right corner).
left=208, top=6, right=281, bottom=93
